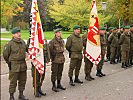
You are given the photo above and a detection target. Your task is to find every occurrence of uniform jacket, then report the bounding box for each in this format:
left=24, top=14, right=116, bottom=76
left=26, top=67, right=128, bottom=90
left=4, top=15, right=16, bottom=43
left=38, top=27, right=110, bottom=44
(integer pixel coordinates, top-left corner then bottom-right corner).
left=3, top=38, right=27, bottom=72
left=49, top=37, right=65, bottom=64
left=119, top=32, right=130, bottom=51
left=66, top=33, right=83, bottom=59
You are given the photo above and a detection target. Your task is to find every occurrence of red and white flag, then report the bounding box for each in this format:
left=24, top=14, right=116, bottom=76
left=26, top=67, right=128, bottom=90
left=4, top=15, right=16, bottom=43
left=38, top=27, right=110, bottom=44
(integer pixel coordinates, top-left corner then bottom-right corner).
left=85, top=0, right=101, bottom=65
left=28, top=0, right=45, bottom=75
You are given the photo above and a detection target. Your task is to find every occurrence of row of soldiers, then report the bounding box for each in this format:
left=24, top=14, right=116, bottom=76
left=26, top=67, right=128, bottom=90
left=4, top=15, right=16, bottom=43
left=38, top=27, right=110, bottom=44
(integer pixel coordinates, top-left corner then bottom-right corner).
left=106, top=25, right=133, bottom=68
left=3, top=25, right=132, bottom=100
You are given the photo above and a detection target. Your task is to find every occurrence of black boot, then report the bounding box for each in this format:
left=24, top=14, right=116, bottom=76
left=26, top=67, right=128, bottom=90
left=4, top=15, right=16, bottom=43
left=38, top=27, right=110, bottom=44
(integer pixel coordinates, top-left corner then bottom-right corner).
left=128, top=60, right=132, bottom=67
left=38, top=86, right=46, bottom=96
left=9, top=93, right=15, bottom=100
left=125, top=62, right=129, bottom=67
left=85, top=74, right=91, bottom=81
left=130, top=60, right=133, bottom=65
left=18, top=91, right=28, bottom=100
left=74, top=76, right=83, bottom=83
left=113, top=60, right=117, bottom=64
left=69, top=77, right=75, bottom=86
left=35, top=89, right=42, bottom=97
left=121, top=63, right=126, bottom=68
left=57, top=80, right=66, bottom=90
left=52, top=81, right=59, bottom=92
left=99, top=70, right=106, bottom=76
left=96, top=70, right=102, bottom=77
left=90, top=76, right=95, bottom=80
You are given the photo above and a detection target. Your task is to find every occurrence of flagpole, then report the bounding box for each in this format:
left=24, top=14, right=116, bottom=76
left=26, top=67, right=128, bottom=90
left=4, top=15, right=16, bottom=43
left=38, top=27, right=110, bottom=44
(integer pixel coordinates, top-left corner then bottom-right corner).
left=34, top=66, right=37, bottom=96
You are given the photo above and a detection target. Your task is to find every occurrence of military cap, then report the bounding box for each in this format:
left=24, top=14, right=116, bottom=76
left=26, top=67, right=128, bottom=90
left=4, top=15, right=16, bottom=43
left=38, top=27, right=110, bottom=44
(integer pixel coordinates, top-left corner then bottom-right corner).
left=100, top=27, right=106, bottom=30
left=54, top=28, right=61, bottom=33
left=130, top=24, right=133, bottom=27
left=124, top=26, right=130, bottom=29
left=73, top=25, right=80, bottom=30
left=11, top=27, right=20, bottom=34
left=108, top=27, right=113, bottom=30
left=113, top=27, right=117, bottom=30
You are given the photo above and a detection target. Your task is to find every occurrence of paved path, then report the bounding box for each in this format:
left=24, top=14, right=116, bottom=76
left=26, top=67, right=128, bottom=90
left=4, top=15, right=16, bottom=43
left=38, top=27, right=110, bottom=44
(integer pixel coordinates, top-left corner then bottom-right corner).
left=1, top=51, right=133, bottom=100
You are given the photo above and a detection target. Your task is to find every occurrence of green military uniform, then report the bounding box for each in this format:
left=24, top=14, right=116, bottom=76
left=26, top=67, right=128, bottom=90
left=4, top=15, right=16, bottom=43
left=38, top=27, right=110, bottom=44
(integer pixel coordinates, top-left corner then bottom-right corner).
left=119, top=26, right=130, bottom=68
left=105, top=31, right=111, bottom=61
left=108, top=29, right=118, bottom=64
left=96, top=27, right=106, bottom=77
left=105, top=27, right=113, bottom=61
left=66, top=25, right=83, bottom=85
left=49, top=34, right=66, bottom=92
left=129, top=25, right=133, bottom=65
left=27, top=39, right=50, bottom=97
left=3, top=27, right=28, bottom=100
left=116, top=30, right=123, bottom=63
left=82, top=32, right=94, bottom=81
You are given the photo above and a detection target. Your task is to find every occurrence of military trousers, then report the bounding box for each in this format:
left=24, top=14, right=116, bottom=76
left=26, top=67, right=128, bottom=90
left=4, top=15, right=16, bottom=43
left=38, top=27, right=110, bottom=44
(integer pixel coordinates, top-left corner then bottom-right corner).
left=31, top=63, right=45, bottom=87
left=97, top=50, right=106, bottom=70
left=51, top=63, right=64, bottom=82
left=9, top=71, right=27, bottom=93
left=129, top=50, right=133, bottom=60
left=110, top=47, right=117, bottom=62
left=68, top=58, right=82, bottom=77
left=121, top=50, right=129, bottom=63
left=106, top=45, right=110, bottom=60
left=116, top=46, right=121, bottom=60
left=84, top=56, right=93, bottom=76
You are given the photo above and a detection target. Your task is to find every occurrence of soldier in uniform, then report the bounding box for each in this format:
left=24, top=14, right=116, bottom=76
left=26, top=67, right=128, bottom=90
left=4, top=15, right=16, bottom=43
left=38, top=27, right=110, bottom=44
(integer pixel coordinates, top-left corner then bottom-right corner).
left=27, top=39, right=50, bottom=97
left=3, top=27, right=28, bottom=100
left=82, top=30, right=95, bottom=81
left=108, top=27, right=118, bottom=64
left=129, top=24, right=133, bottom=66
left=66, top=25, right=83, bottom=86
left=96, top=27, right=106, bottom=77
left=49, top=29, right=66, bottom=92
left=105, top=27, right=113, bottom=61
left=116, top=26, right=124, bottom=63
left=119, top=26, right=130, bottom=68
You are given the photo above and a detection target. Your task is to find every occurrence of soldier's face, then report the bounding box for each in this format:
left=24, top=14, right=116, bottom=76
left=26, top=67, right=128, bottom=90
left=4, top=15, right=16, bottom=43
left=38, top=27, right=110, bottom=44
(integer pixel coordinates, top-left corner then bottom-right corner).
left=55, top=31, right=62, bottom=38
left=74, top=28, right=80, bottom=35
left=113, top=30, right=117, bottom=33
left=12, top=32, right=21, bottom=39
left=130, top=27, right=133, bottom=31
left=124, top=29, right=129, bottom=32
left=100, top=30, right=106, bottom=35
left=120, top=28, right=123, bottom=32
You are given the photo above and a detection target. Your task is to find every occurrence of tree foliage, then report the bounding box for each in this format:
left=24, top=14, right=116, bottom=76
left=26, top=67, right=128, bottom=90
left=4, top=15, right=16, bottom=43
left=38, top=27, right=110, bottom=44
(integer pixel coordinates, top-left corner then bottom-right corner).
left=49, top=0, right=111, bottom=29
left=1, top=0, right=23, bottom=27
left=106, top=0, right=133, bottom=25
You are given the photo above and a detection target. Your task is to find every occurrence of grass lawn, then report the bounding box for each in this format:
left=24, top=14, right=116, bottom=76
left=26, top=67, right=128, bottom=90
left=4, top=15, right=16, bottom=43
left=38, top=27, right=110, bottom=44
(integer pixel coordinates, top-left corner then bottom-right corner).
left=1, top=30, right=74, bottom=40
left=1, top=30, right=85, bottom=54
left=0, top=40, right=10, bottom=54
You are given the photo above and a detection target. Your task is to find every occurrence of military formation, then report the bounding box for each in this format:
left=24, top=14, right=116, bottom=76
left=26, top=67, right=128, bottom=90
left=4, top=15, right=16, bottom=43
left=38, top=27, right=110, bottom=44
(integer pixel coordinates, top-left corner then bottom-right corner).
left=106, top=25, right=133, bottom=68
left=3, top=25, right=133, bottom=100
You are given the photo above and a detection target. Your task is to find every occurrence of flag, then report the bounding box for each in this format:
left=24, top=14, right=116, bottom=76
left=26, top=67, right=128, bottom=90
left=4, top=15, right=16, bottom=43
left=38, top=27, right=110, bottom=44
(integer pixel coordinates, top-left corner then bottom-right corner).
left=85, top=0, right=101, bottom=65
left=28, top=0, right=45, bottom=75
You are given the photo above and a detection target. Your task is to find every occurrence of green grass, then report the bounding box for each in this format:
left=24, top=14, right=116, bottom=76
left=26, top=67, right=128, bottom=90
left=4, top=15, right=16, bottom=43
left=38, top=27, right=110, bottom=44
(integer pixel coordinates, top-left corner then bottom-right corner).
left=1, top=30, right=72, bottom=54
left=1, top=30, right=73, bottom=40
left=1, top=30, right=85, bottom=54
left=0, top=40, right=10, bottom=54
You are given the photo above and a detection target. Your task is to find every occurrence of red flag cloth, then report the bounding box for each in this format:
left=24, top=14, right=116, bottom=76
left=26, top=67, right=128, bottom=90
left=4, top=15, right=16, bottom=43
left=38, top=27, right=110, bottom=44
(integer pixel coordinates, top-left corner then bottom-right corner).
left=85, top=0, right=101, bottom=65
left=28, top=0, right=45, bottom=75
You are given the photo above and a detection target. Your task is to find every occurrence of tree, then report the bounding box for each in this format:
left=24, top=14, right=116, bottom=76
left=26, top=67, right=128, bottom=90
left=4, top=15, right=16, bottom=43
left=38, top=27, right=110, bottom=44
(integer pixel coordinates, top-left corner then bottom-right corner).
left=106, top=0, right=133, bottom=26
left=49, top=0, right=111, bottom=30
left=1, top=0, right=23, bottom=28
